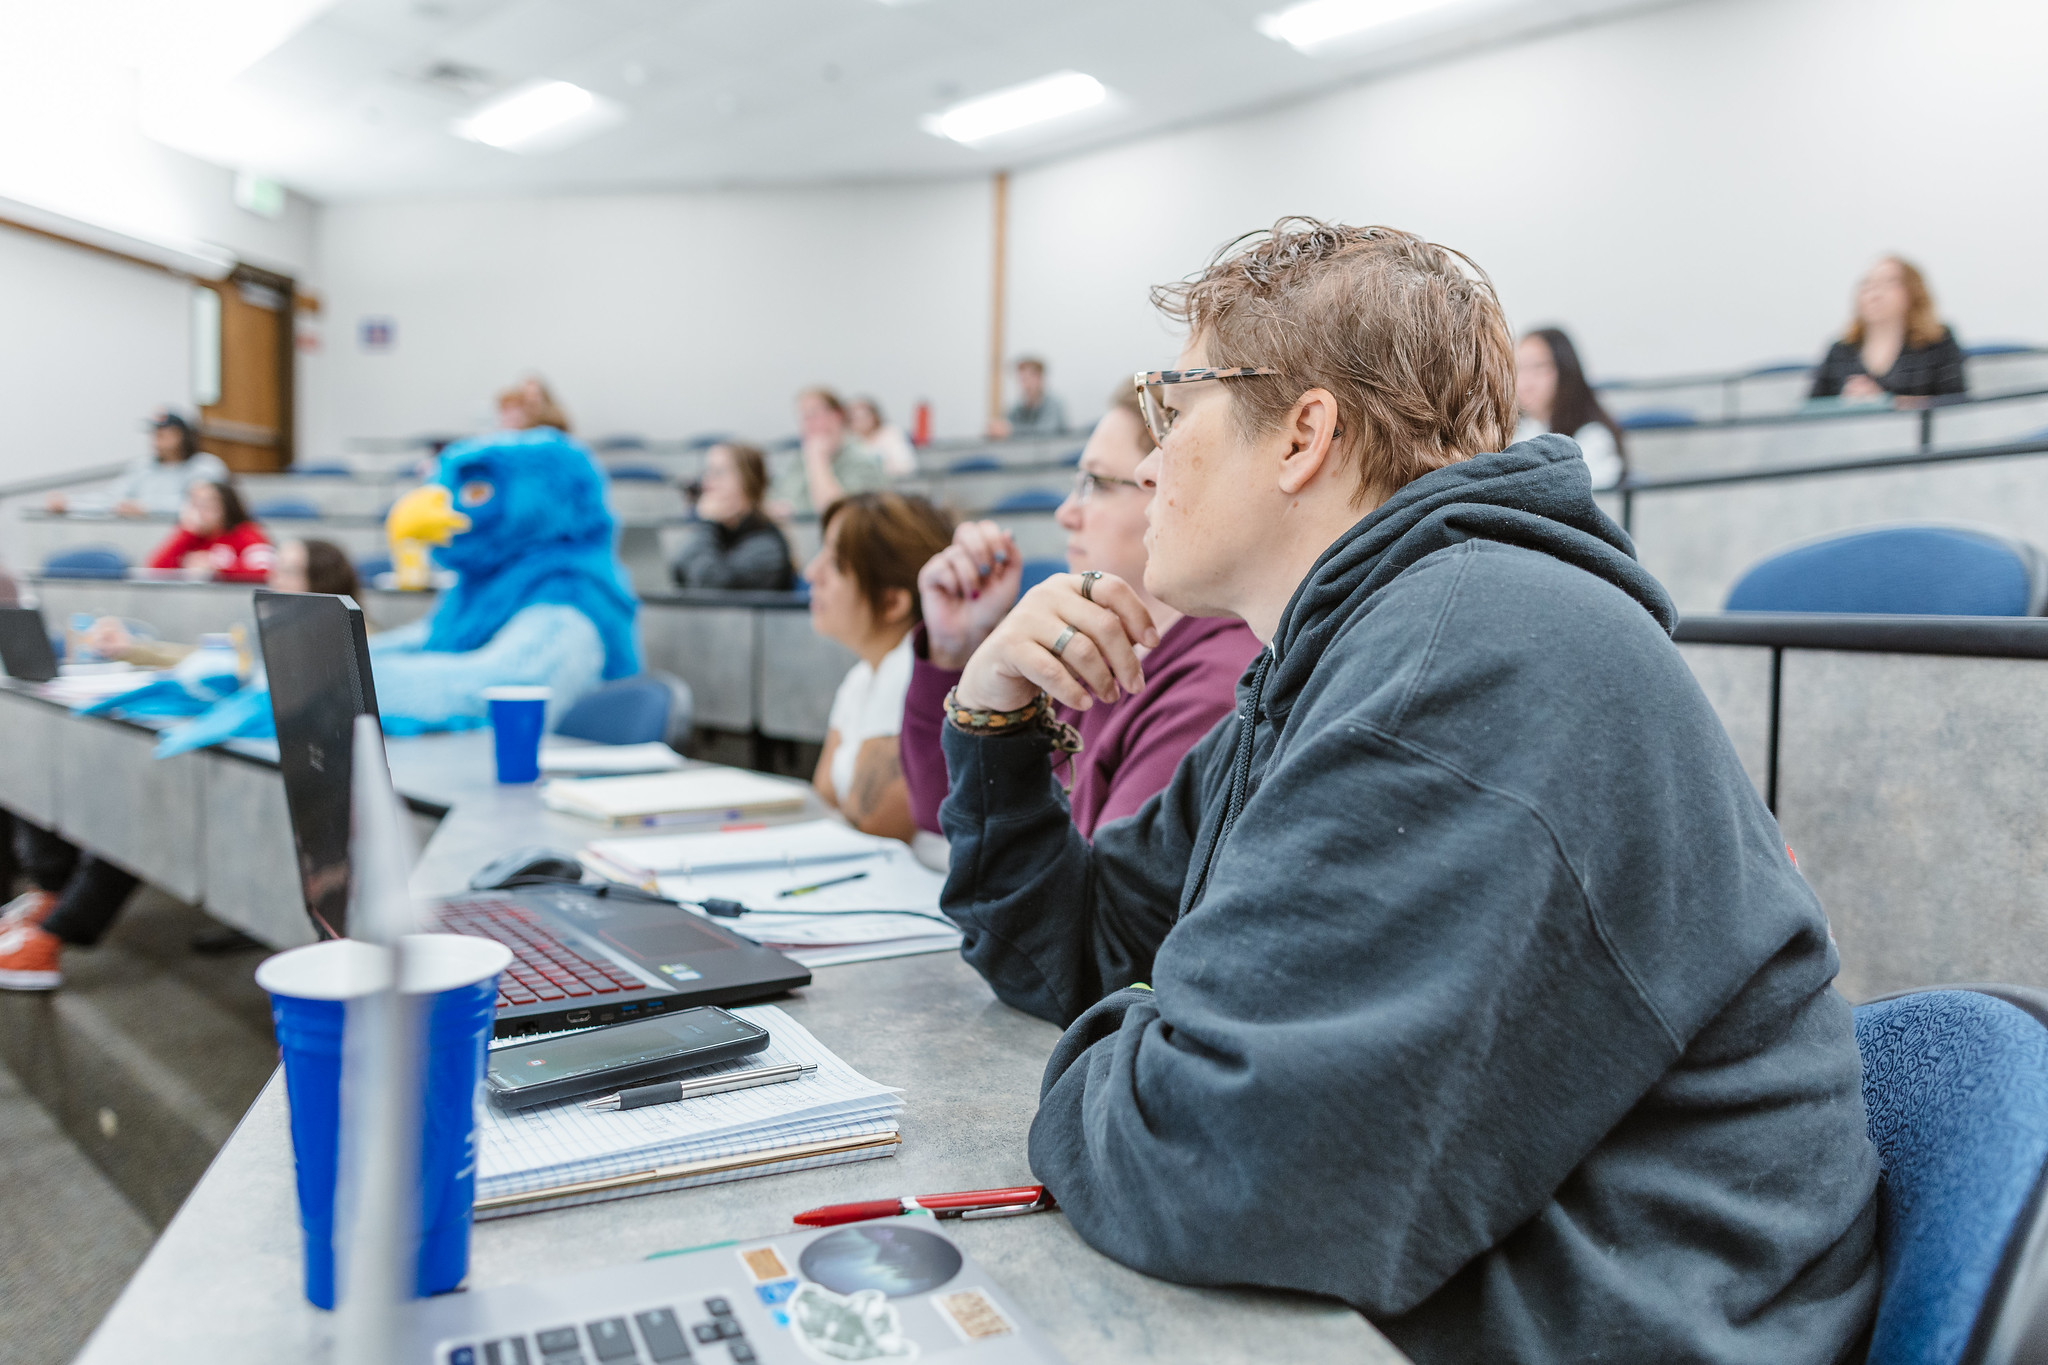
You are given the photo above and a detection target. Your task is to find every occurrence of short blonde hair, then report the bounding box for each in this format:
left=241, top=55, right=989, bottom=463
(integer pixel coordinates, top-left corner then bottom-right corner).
left=1151, top=219, right=1517, bottom=506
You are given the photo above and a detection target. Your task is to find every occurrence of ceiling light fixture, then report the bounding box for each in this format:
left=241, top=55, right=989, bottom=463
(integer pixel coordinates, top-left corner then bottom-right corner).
left=455, top=80, right=618, bottom=151
left=1257, top=0, right=1462, bottom=51
left=921, top=71, right=1106, bottom=145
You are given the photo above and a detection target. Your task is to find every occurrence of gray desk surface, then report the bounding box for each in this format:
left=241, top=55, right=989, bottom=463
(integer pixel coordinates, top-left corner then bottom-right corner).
left=65, top=724, right=1399, bottom=1364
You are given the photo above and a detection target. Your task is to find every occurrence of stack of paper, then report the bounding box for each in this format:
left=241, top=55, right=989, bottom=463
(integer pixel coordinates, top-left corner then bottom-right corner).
left=475, top=1005, right=901, bottom=1218
left=539, top=740, right=686, bottom=777
left=540, top=767, right=809, bottom=828
left=585, top=820, right=960, bottom=967
left=36, top=666, right=161, bottom=707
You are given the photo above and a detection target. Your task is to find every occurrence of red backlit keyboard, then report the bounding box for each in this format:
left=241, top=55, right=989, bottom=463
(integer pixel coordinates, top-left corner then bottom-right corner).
left=433, top=897, right=649, bottom=1010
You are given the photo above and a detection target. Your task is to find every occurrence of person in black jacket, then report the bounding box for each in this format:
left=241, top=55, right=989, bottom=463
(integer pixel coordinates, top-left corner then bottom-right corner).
left=1810, top=255, right=1966, bottom=401
left=933, top=220, right=1878, bottom=1364
left=670, top=442, right=796, bottom=591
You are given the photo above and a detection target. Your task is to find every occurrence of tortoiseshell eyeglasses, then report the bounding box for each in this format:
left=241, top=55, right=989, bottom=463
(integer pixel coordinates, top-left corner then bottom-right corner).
left=1131, top=366, right=1282, bottom=445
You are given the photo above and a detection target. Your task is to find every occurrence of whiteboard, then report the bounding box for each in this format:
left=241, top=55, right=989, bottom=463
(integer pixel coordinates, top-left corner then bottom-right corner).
left=0, top=225, right=193, bottom=489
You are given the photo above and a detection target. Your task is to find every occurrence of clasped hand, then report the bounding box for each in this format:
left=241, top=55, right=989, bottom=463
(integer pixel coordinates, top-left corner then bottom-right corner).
left=919, top=521, right=1157, bottom=715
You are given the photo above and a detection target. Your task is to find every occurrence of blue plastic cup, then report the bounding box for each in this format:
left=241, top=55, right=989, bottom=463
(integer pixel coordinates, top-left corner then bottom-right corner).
left=483, top=685, right=550, bottom=784
left=256, top=934, right=512, bottom=1309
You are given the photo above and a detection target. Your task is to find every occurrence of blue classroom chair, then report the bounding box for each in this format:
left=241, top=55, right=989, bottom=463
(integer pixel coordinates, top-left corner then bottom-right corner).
left=1018, top=559, right=1065, bottom=594
left=286, top=463, right=354, bottom=478
left=553, top=673, right=693, bottom=748
left=948, top=454, right=1002, bottom=473
left=1616, top=407, right=1698, bottom=429
left=254, top=499, right=321, bottom=520
left=42, top=547, right=128, bottom=580
left=605, top=465, right=667, bottom=483
left=1744, top=361, right=1813, bottom=378
left=990, top=488, right=1065, bottom=514
left=593, top=435, right=649, bottom=452
left=1855, top=987, right=2048, bottom=1365
left=355, top=553, right=393, bottom=582
left=1967, top=344, right=2036, bottom=358
left=1725, top=525, right=2048, bottom=616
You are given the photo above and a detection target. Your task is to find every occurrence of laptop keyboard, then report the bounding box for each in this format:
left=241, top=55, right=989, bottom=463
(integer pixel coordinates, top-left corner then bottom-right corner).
left=444, top=1299, right=753, bottom=1364
left=435, top=897, right=650, bottom=1009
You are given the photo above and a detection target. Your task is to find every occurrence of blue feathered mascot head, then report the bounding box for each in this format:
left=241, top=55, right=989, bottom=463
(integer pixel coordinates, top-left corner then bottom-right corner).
left=387, top=427, right=640, bottom=679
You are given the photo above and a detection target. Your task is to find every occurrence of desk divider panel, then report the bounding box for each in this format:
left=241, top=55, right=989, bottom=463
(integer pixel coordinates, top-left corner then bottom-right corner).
left=198, top=751, right=317, bottom=950
left=54, top=714, right=205, bottom=903
left=1773, top=649, right=2048, bottom=1001
left=638, top=601, right=757, bottom=732
left=1674, top=643, right=1773, bottom=797
left=757, top=608, right=857, bottom=742
left=0, top=689, right=63, bottom=823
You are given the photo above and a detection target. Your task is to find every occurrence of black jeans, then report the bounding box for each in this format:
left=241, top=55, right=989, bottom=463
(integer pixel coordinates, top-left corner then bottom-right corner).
left=10, top=818, right=139, bottom=947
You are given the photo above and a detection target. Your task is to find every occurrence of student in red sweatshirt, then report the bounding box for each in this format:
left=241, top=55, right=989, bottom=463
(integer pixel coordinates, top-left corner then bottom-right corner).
left=147, top=480, right=274, bottom=582
left=899, top=388, right=1259, bottom=850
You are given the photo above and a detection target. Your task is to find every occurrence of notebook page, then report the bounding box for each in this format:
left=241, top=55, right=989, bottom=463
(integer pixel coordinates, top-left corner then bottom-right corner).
left=476, top=1005, right=901, bottom=1195
left=589, top=819, right=888, bottom=879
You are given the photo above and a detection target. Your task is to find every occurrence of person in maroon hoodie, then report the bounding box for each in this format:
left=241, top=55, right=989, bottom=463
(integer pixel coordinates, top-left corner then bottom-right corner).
left=900, top=388, right=1259, bottom=847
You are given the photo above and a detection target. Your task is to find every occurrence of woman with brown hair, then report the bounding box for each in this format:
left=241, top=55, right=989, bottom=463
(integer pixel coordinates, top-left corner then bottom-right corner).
left=671, top=443, right=796, bottom=590
left=1810, top=256, right=1967, bottom=401
left=496, top=376, right=572, bottom=432
left=805, top=491, right=953, bottom=841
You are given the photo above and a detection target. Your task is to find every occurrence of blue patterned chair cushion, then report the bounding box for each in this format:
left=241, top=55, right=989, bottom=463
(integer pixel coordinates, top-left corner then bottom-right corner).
left=1856, top=991, right=2048, bottom=1365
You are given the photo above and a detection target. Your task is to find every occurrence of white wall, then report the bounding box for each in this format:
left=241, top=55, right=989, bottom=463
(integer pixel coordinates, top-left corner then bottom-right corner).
left=1006, top=0, right=2048, bottom=414
left=0, top=229, right=193, bottom=488
left=301, top=181, right=992, bottom=456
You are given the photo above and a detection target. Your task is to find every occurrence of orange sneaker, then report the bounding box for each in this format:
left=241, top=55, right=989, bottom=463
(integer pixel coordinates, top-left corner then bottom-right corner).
left=0, top=923, right=61, bottom=991
left=0, top=890, right=57, bottom=932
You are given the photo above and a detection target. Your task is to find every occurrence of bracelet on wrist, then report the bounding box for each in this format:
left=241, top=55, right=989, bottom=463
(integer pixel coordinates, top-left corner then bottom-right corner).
left=943, top=687, right=1082, bottom=755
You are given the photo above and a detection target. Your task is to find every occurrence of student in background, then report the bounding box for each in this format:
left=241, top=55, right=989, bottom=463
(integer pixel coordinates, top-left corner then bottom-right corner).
left=986, top=357, right=1067, bottom=439
left=671, top=443, right=796, bottom=591
left=1810, top=256, right=1966, bottom=402
left=46, top=410, right=229, bottom=517
left=806, top=492, right=953, bottom=842
left=933, top=220, right=1877, bottom=1362
left=848, top=396, right=918, bottom=477
left=497, top=376, right=573, bottom=432
left=900, top=386, right=1257, bottom=851
left=0, top=820, right=144, bottom=991
left=778, top=388, right=887, bottom=517
left=1515, top=328, right=1626, bottom=490
left=269, top=537, right=362, bottom=597
left=146, top=481, right=275, bottom=582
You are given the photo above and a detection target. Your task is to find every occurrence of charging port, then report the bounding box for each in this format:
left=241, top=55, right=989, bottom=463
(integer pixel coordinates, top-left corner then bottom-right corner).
left=565, top=1010, right=591, bottom=1025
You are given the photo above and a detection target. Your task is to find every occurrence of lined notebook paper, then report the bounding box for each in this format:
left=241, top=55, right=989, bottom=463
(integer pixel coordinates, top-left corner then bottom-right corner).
left=475, top=1005, right=902, bottom=1217
left=588, top=820, right=962, bottom=967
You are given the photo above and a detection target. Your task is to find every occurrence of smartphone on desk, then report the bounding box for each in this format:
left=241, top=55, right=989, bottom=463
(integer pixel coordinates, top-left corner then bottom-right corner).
left=484, top=1006, right=770, bottom=1109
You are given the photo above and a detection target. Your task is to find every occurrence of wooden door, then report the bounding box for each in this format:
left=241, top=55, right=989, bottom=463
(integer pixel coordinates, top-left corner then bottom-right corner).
left=200, top=264, right=295, bottom=472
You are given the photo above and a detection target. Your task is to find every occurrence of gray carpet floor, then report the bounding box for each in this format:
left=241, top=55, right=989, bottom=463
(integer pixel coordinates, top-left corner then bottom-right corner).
left=0, top=1056, right=156, bottom=1365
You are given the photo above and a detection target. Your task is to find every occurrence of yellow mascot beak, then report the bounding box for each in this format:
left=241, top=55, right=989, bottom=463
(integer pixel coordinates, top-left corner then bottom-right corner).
left=386, top=484, right=472, bottom=547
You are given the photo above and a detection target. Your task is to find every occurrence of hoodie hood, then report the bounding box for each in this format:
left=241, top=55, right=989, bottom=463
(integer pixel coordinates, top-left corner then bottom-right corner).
left=1266, top=434, right=1671, bottom=710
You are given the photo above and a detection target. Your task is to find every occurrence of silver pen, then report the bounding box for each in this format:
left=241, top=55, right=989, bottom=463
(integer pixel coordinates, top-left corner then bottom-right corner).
left=584, top=1061, right=817, bottom=1112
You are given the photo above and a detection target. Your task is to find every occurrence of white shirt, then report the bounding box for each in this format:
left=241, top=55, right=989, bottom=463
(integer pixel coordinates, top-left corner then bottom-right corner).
left=1514, top=416, right=1623, bottom=491
left=71, top=451, right=231, bottom=516
left=825, top=632, right=914, bottom=805
left=857, top=425, right=918, bottom=478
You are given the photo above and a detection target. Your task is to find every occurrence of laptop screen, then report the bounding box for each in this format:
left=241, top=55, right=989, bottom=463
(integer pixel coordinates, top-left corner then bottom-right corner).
left=0, top=607, right=58, bottom=683
left=254, top=590, right=379, bottom=940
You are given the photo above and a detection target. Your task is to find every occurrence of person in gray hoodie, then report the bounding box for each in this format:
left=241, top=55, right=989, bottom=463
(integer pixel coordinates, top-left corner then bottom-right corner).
left=931, top=220, right=1879, bottom=1364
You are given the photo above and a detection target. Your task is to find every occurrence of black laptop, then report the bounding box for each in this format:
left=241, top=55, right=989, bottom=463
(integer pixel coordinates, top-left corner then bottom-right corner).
left=253, top=589, right=809, bottom=1037
left=0, top=607, right=60, bottom=683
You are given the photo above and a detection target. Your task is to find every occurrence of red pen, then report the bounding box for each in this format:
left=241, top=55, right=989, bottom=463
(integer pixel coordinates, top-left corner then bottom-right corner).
left=793, top=1184, right=1054, bottom=1228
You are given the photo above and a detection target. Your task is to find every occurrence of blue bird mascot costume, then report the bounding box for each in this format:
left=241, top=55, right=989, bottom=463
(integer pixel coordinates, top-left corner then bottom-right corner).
left=126, top=428, right=639, bottom=755
left=370, top=428, right=640, bottom=722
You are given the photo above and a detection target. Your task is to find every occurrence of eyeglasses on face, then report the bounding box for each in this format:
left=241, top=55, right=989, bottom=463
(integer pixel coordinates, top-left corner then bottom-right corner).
left=1131, top=366, right=1282, bottom=445
left=1070, top=467, right=1144, bottom=504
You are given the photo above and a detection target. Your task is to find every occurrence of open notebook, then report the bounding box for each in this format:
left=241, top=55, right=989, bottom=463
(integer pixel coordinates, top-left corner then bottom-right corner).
left=584, top=820, right=960, bottom=968
left=476, top=1004, right=902, bottom=1218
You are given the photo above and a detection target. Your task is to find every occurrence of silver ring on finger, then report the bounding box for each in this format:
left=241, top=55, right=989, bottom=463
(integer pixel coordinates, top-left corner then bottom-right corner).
left=1079, top=570, right=1103, bottom=603
left=1051, top=624, right=1078, bottom=658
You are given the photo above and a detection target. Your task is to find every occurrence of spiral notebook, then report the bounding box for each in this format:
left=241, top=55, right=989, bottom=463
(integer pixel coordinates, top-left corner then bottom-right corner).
left=474, top=1004, right=903, bottom=1217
